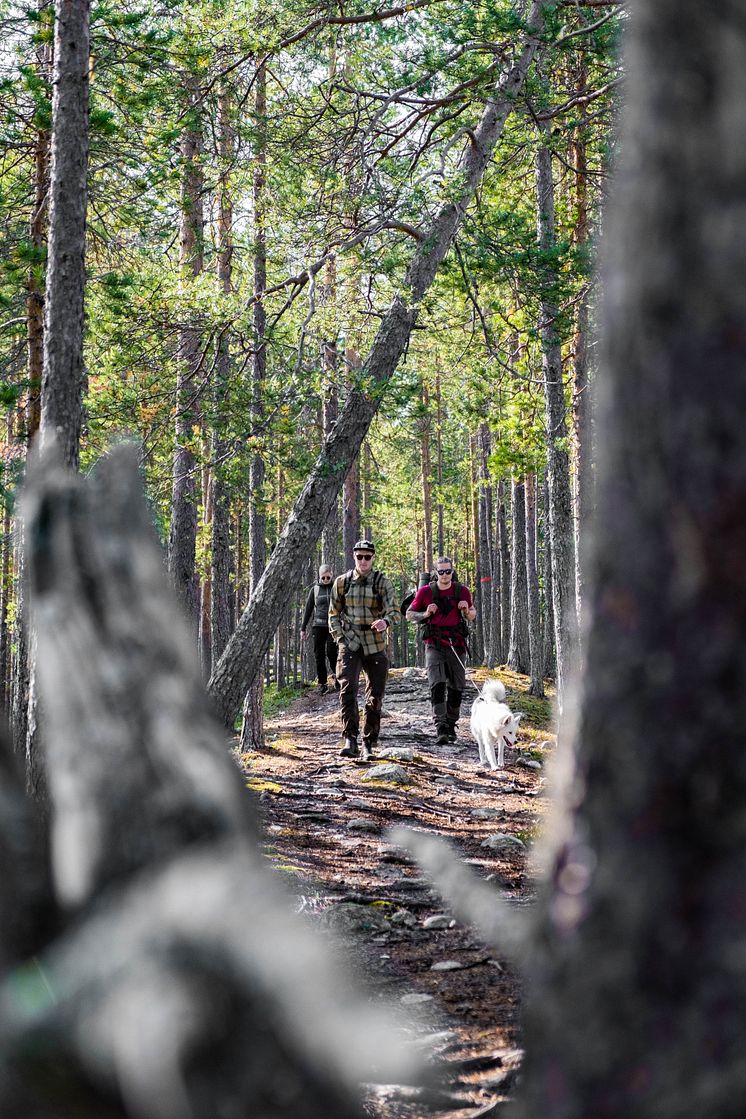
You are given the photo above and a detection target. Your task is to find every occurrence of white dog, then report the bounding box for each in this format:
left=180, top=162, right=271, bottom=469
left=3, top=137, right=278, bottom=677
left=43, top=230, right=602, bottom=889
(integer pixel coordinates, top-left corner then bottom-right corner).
left=469, top=680, right=523, bottom=770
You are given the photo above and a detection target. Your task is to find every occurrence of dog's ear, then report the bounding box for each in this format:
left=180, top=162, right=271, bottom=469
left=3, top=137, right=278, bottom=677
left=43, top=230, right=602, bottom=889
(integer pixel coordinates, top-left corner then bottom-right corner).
left=513, top=713, right=524, bottom=724
left=500, top=713, right=513, bottom=727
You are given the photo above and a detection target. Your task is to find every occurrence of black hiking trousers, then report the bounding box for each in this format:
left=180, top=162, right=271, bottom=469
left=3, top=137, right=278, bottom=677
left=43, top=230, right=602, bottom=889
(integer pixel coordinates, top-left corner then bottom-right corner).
left=312, top=626, right=337, bottom=686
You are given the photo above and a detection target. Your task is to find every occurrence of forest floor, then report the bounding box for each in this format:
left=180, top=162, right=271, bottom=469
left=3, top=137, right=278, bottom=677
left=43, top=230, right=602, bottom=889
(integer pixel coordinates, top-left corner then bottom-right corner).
left=236, top=665, right=556, bottom=1119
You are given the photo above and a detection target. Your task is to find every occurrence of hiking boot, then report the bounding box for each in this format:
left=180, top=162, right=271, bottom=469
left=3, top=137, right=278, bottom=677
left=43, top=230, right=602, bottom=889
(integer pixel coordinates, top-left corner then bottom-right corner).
left=435, top=727, right=450, bottom=746
left=340, top=737, right=360, bottom=758
left=447, top=728, right=457, bottom=743
left=317, top=683, right=329, bottom=695
left=361, top=741, right=376, bottom=762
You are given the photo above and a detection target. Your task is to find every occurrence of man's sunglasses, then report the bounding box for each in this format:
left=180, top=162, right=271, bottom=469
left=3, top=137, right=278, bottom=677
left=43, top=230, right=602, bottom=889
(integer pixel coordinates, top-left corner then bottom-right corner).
left=355, top=553, right=373, bottom=561
left=437, top=568, right=453, bottom=575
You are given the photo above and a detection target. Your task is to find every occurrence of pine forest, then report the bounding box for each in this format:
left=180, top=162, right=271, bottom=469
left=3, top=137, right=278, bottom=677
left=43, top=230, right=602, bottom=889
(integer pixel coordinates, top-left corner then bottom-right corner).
left=2, top=1, right=746, bottom=1117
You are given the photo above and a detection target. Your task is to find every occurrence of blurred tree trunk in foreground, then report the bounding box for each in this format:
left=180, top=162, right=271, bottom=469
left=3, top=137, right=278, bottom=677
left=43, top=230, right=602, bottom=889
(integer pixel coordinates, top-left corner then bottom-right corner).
left=0, top=446, right=416, bottom=1117
left=520, top=1, right=746, bottom=1115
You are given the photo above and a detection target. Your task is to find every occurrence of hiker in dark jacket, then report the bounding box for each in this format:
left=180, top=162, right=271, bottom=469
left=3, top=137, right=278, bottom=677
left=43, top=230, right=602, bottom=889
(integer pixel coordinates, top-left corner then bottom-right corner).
left=301, top=564, right=338, bottom=694
left=328, top=539, right=400, bottom=761
left=406, top=556, right=476, bottom=745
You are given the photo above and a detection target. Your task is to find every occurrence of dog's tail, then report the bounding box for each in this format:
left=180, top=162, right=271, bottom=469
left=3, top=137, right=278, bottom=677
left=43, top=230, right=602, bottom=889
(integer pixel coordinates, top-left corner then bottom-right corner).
left=481, top=679, right=506, bottom=703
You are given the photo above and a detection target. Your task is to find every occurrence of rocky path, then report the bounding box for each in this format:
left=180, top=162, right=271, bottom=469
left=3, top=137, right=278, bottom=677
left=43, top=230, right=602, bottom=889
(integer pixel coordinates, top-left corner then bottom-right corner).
left=237, top=667, right=554, bottom=1118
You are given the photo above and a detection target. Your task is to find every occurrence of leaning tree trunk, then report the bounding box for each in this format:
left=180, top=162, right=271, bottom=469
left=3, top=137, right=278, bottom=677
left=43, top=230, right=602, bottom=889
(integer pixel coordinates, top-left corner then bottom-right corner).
left=208, top=1, right=549, bottom=727
left=535, top=136, right=578, bottom=711
left=519, top=3, right=746, bottom=1115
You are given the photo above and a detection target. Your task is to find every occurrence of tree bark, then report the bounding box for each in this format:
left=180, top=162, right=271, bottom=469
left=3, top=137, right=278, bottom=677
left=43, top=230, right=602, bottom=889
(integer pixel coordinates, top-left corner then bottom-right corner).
left=497, top=478, right=511, bottom=664
left=168, top=72, right=204, bottom=623
left=240, top=61, right=269, bottom=751
left=570, top=73, right=593, bottom=621
left=419, top=379, right=434, bottom=572
left=525, top=473, right=544, bottom=697
left=210, top=88, right=235, bottom=671
left=39, top=0, right=89, bottom=470
left=520, top=3, right=746, bottom=1115
left=508, top=477, right=529, bottom=673
left=26, top=0, right=52, bottom=443
left=207, top=2, right=548, bottom=727
left=535, top=137, right=578, bottom=711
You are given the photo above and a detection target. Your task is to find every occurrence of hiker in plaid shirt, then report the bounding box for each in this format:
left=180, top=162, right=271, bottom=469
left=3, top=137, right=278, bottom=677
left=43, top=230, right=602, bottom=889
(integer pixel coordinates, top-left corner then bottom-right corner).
left=329, top=539, right=400, bottom=761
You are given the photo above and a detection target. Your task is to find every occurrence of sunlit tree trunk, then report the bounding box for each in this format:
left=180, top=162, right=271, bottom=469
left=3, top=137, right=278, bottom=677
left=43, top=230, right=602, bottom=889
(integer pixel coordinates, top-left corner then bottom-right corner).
left=535, top=135, right=578, bottom=710
left=419, top=378, right=434, bottom=572
left=210, top=87, right=234, bottom=671
left=508, top=477, right=529, bottom=673
left=525, top=472, right=544, bottom=696
left=168, top=72, right=204, bottom=625
left=570, top=70, right=593, bottom=622
left=240, top=61, right=268, bottom=750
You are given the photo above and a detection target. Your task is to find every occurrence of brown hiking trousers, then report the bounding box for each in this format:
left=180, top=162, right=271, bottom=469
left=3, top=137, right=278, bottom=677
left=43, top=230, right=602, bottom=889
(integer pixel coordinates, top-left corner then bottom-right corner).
left=336, top=643, right=389, bottom=746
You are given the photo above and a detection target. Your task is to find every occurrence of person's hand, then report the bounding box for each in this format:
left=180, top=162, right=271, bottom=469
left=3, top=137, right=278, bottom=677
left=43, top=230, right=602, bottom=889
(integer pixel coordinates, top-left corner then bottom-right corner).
left=424, top=602, right=439, bottom=618
left=458, top=600, right=469, bottom=613
left=371, top=618, right=388, bottom=633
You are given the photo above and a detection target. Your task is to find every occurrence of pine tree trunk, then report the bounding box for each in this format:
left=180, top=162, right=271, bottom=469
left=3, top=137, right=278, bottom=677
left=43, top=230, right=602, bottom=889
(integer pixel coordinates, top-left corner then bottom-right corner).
left=39, top=0, right=89, bottom=469
left=435, top=369, right=445, bottom=556
left=570, top=79, right=593, bottom=623
left=525, top=473, right=544, bottom=697
left=541, top=470, right=556, bottom=678
left=469, top=434, right=484, bottom=663
left=241, top=61, right=268, bottom=751
left=508, top=477, right=529, bottom=673
left=26, top=0, right=51, bottom=442
left=208, top=3, right=548, bottom=726
left=535, top=137, right=578, bottom=710
left=521, top=4, right=746, bottom=1114
left=168, top=73, right=203, bottom=623
left=498, top=479, right=510, bottom=665
left=210, top=89, right=235, bottom=671
left=321, top=256, right=341, bottom=569
left=420, top=379, right=434, bottom=572
left=477, top=422, right=493, bottom=660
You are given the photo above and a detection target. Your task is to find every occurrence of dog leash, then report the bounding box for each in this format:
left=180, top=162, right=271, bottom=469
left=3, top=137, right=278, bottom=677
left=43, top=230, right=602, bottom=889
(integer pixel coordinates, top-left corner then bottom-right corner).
left=443, top=640, right=482, bottom=694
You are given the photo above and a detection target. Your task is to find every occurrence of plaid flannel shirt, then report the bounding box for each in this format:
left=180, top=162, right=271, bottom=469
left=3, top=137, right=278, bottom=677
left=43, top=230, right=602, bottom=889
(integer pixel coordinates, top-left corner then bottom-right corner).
left=329, top=568, right=401, bottom=655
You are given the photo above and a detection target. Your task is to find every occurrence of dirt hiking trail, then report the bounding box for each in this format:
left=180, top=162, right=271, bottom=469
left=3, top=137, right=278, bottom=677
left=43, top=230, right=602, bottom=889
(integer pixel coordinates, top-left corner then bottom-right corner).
left=238, top=667, right=555, bottom=1119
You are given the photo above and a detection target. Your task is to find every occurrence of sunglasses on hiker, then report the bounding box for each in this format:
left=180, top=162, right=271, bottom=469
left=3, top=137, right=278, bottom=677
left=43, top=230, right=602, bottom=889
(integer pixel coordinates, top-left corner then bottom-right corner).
left=355, top=553, right=373, bottom=561
left=321, top=574, right=332, bottom=580
left=437, top=567, right=453, bottom=575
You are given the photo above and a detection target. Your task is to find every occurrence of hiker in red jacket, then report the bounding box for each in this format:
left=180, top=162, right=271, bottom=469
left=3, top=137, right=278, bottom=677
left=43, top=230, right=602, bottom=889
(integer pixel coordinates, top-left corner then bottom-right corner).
left=406, top=557, right=476, bottom=745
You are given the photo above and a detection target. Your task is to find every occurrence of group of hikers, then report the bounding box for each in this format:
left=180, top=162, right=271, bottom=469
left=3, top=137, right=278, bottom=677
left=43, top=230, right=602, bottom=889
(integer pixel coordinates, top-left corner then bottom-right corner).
left=301, top=539, right=476, bottom=761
